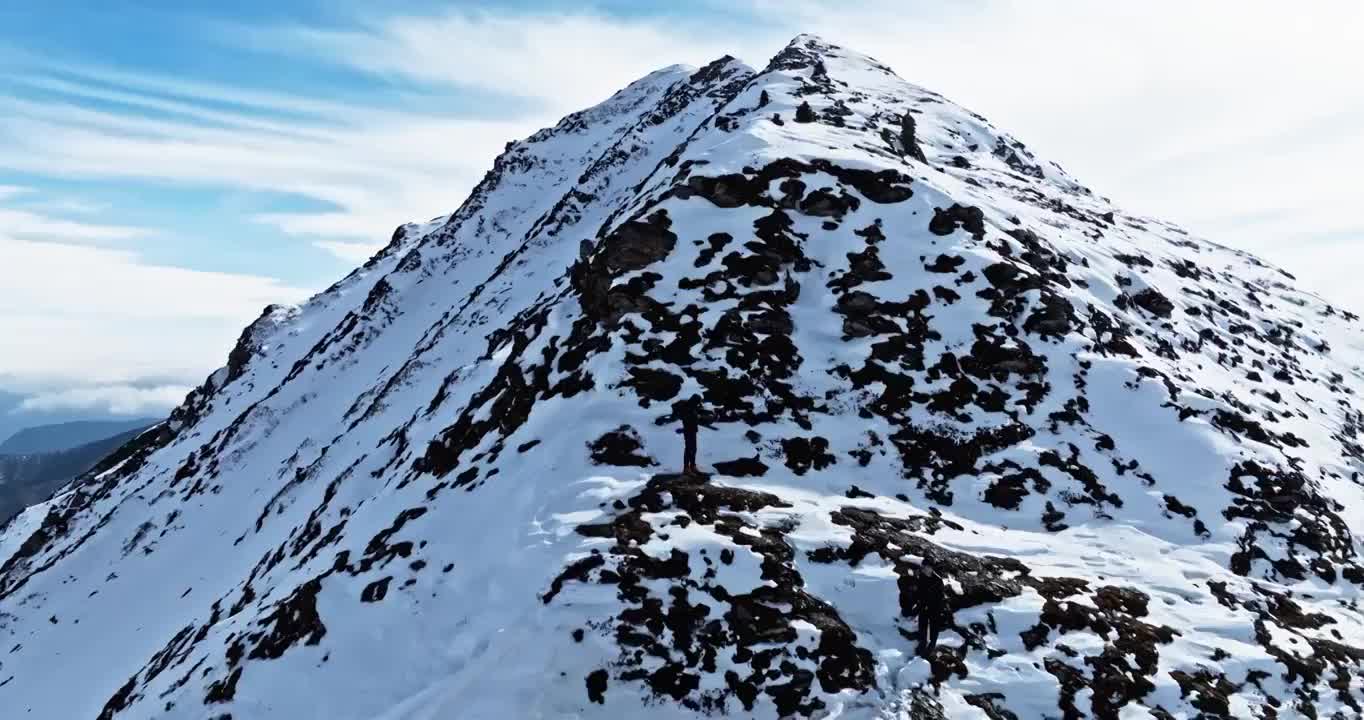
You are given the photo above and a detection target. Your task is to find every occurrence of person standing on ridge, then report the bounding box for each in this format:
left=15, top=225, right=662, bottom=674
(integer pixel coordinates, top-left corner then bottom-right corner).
left=674, top=394, right=712, bottom=476
left=914, top=559, right=947, bottom=657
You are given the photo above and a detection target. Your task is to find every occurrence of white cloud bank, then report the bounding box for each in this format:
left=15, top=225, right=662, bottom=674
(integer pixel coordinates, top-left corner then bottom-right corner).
left=0, top=205, right=145, bottom=244
left=16, top=385, right=191, bottom=416
left=0, top=223, right=310, bottom=415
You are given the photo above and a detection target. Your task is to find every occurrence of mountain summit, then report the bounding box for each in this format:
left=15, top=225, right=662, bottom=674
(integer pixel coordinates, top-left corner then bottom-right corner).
left=3, top=35, right=1362, bottom=719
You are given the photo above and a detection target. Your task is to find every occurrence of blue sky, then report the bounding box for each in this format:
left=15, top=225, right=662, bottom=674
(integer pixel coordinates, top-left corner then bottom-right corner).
left=1, top=2, right=515, bottom=286
left=1, top=1, right=1361, bottom=428
left=0, top=1, right=780, bottom=282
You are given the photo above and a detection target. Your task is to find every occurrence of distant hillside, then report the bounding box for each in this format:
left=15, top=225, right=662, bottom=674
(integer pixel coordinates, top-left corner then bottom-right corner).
left=0, top=418, right=159, bottom=455
left=0, top=425, right=151, bottom=523
left=0, top=392, right=141, bottom=447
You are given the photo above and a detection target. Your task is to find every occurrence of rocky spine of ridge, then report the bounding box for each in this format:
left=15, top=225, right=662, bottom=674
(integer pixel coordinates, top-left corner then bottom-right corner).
left=1, top=35, right=1362, bottom=720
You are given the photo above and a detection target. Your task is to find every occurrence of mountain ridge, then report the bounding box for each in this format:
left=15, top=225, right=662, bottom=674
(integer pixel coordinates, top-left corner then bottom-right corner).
left=1, top=35, right=1362, bottom=719
left=0, top=425, right=154, bottom=524
left=0, top=418, right=159, bottom=455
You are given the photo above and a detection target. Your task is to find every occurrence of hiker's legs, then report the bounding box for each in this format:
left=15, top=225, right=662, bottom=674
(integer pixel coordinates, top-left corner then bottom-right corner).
left=683, top=431, right=697, bottom=472
left=917, top=612, right=938, bottom=656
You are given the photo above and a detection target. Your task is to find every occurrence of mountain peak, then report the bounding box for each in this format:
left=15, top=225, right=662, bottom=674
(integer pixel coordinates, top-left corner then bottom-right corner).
left=767, top=31, right=891, bottom=74
left=3, top=35, right=1363, bottom=720
left=779, top=32, right=847, bottom=56
left=781, top=31, right=836, bottom=52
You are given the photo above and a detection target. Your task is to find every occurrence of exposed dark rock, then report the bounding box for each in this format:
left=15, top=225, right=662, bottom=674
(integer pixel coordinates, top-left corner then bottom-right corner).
left=799, top=188, right=858, bottom=218
left=981, top=462, right=1049, bottom=510
left=360, top=576, right=392, bottom=603
left=246, top=577, right=328, bottom=660
left=713, top=455, right=769, bottom=477
left=554, top=473, right=872, bottom=715
left=965, top=693, right=1020, bottom=720
left=683, top=174, right=761, bottom=209
left=680, top=158, right=912, bottom=211
left=899, top=113, right=928, bottom=162
left=925, top=254, right=965, bottom=273
left=1113, top=253, right=1152, bottom=269
left=223, top=305, right=284, bottom=385
left=603, top=211, right=678, bottom=272
left=1169, top=669, right=1237, bottom=717
left=588, top=426, right=656, bottom=467
left=1024, top=293, right=1075, bottom=337
left=1130, top=288, right=1175, bottom=318
left=623, top=367, right=684, bottom=402
left=1029, top=590, right=1179, bottom=719
left=586, top=669, right=609, bottom=704
left=1223, top=460, right=1356, bottom=584
left=780, top=436, right=836, bottom=475
left=928, top=204, right=986, bottom=240
left=203, top=667, right=242, bottom=704
left=993, top=137, right=1045, bottom=179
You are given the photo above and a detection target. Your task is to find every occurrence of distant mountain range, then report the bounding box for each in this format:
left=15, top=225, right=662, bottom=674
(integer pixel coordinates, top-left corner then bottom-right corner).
left=0, top=418, right=159, bottom=455
left=0, top=422, right=157, bottom=524
left=0, top=388, right=161, bottom=452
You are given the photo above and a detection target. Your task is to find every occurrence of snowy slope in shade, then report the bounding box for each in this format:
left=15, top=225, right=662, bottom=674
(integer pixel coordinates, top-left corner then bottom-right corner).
left=2, top=35, right=1363, bottom=720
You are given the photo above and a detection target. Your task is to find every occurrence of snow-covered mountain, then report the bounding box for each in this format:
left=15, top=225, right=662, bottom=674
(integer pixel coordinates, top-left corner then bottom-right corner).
left=3, top=35, right=1362, bottom=719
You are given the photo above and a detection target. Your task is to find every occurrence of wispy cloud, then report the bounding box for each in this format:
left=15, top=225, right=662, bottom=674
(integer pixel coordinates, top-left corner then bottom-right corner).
left=0, top=206, right=145, bottom=244
left=0, top=10, right=764, bottom=263
left=16, top=384, right=190, bottom=416
left=238, top=10, right=745, bottom=112
left=0, top=68, right=545, bottom=255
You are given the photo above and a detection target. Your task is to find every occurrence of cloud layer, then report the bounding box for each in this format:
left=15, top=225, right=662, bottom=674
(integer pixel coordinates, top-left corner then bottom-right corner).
left=16, top=384, right=191, bottom=416
left=0, top=215, right=310, bottom=415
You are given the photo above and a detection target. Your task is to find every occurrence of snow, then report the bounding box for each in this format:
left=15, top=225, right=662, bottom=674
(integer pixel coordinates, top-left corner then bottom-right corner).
left=1, top=34, right=1362, bottom=720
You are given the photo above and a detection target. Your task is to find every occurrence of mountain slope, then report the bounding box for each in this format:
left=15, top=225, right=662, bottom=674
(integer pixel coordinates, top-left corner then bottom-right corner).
left=0, top=425, right=154, bottom=524
left=2, top=36, right=1362, bottom=720
left=0, top=418, right=159, bottom=455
